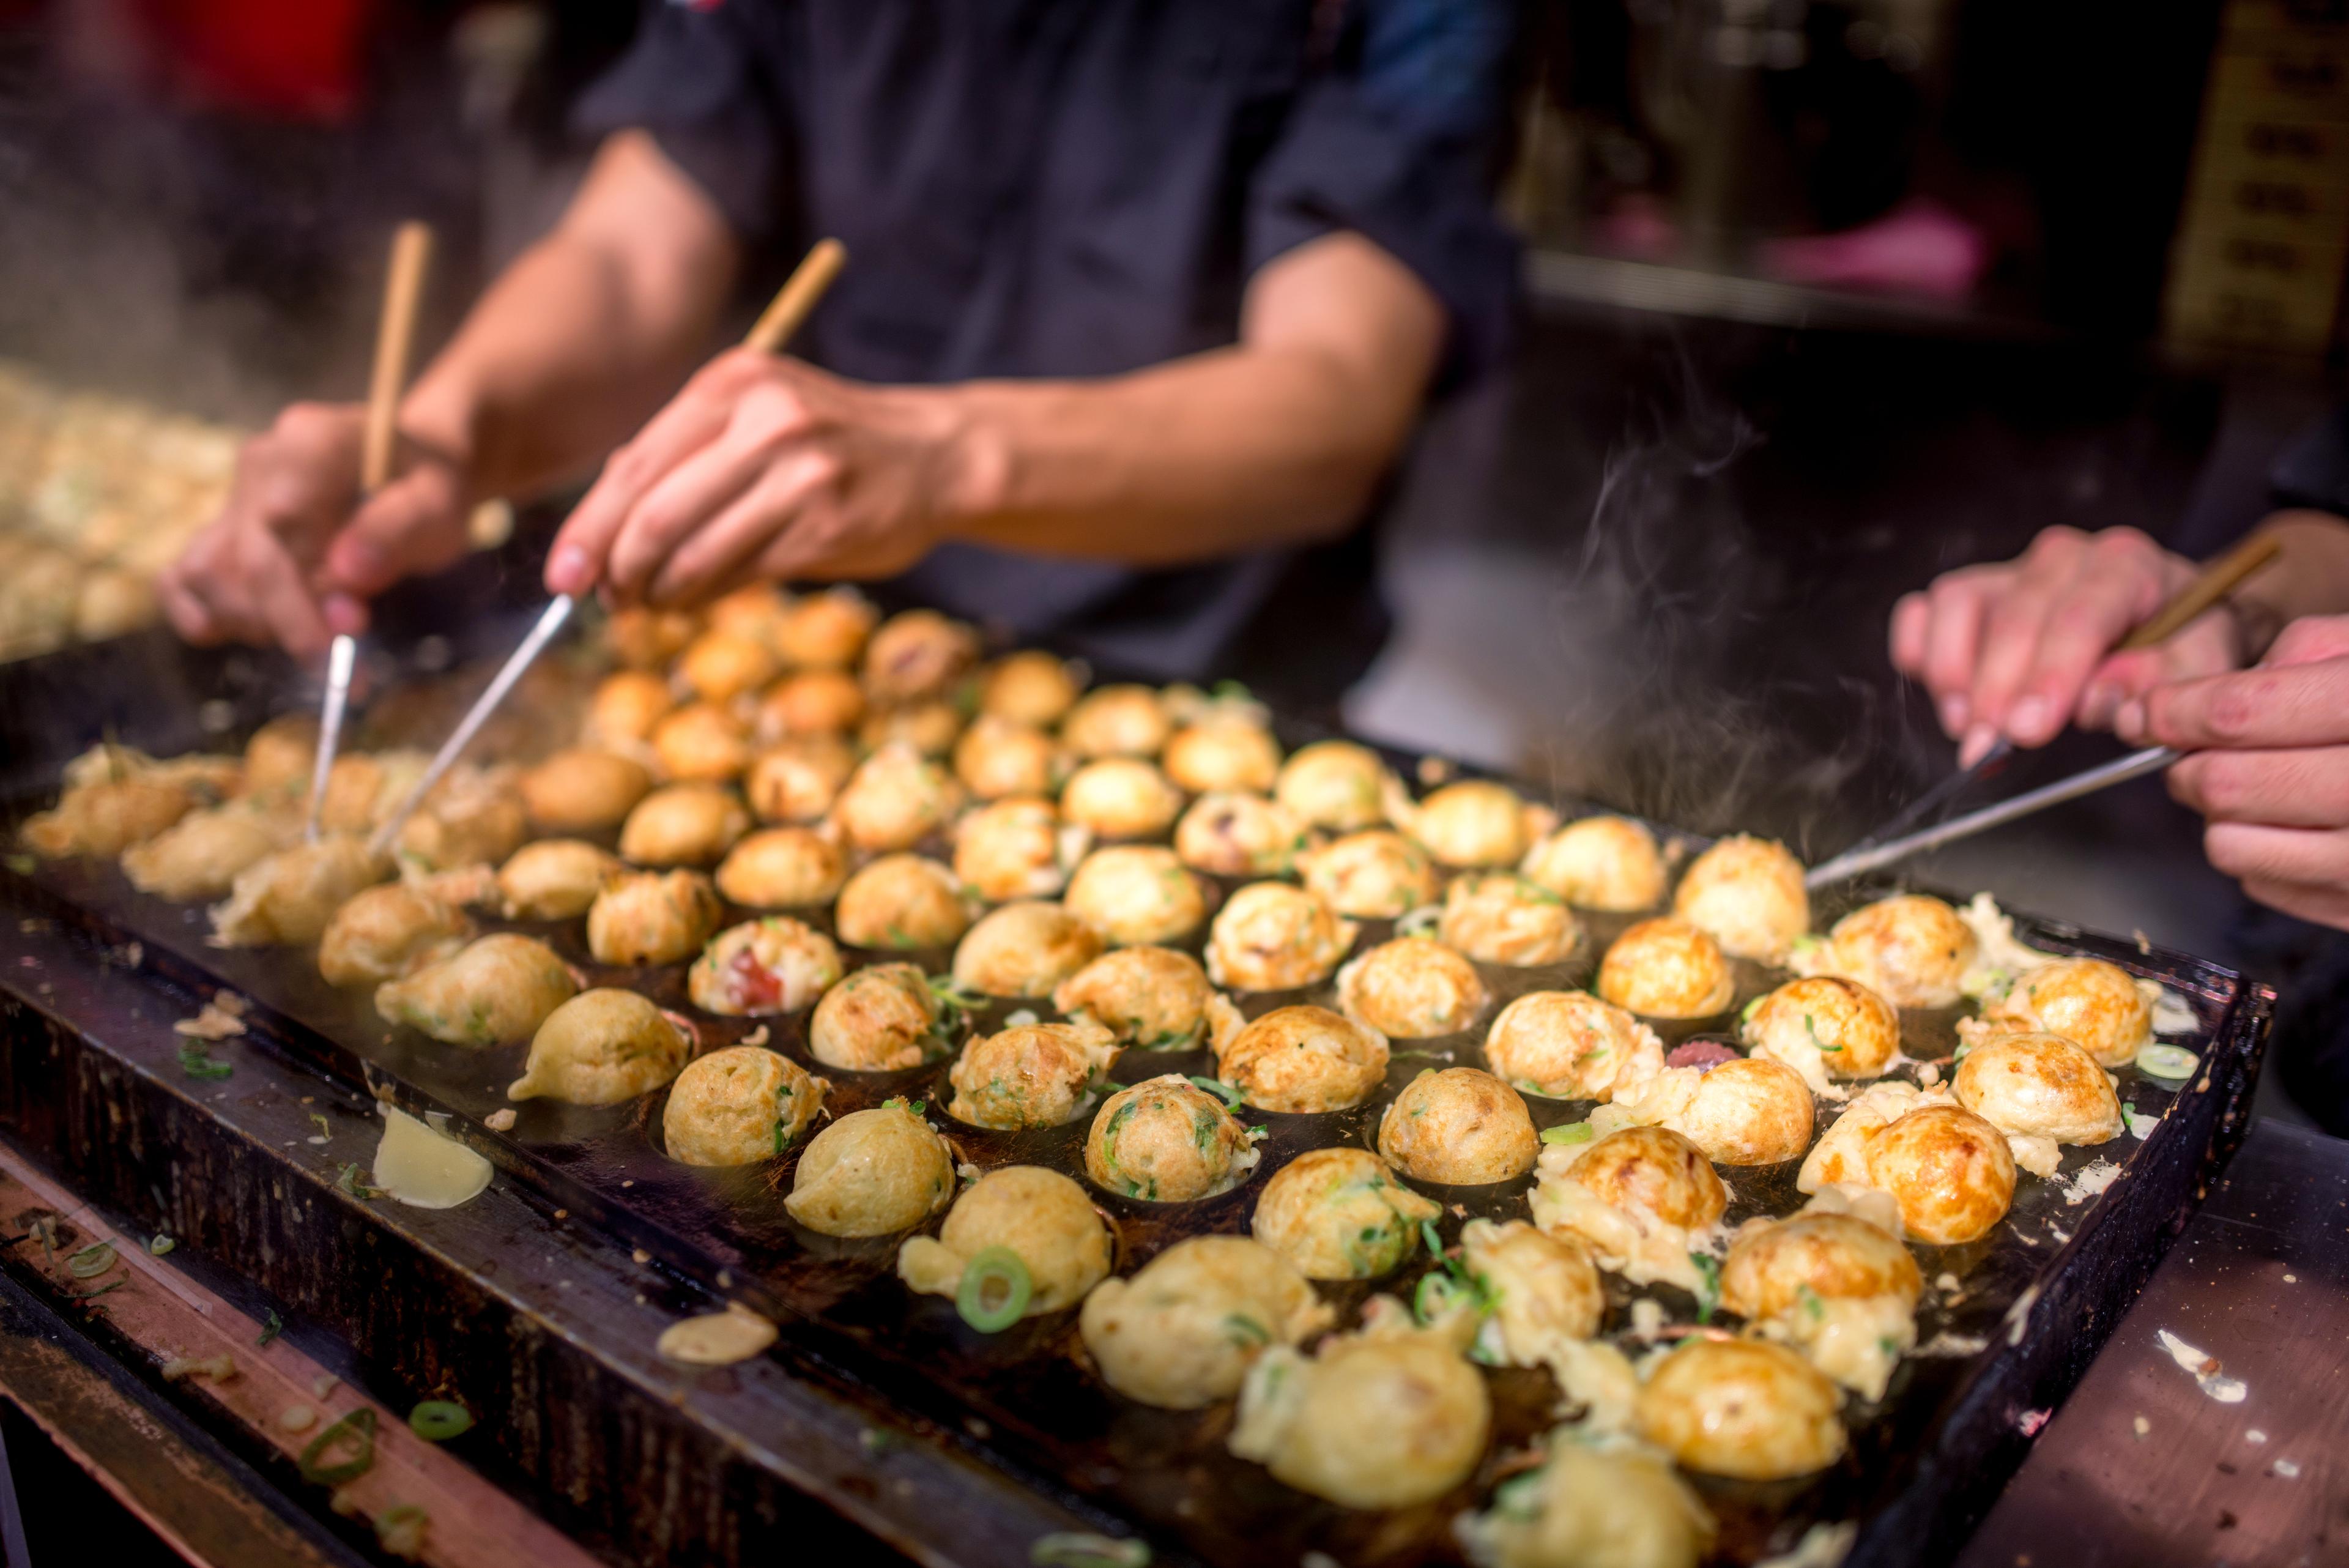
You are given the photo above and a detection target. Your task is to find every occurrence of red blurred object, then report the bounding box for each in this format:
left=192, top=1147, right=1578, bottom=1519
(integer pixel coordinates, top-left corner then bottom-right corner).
left=134, top=0, right=377, bottom=121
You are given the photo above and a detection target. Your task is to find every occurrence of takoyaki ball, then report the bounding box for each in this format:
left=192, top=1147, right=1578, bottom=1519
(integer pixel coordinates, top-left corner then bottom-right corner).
left=662, top=1046, right=826, bottom=1165
left=1597, top=918, right=1735, bottom=1019
left=1635, top=1339, right=1846, bottom=1481
left=1173, top=791, right=1304, bottom=877
left=1205, top=882, right=1356, bottom=992
left=210, top=837, right=390, bottom=946
left=1801, top=894, right=1978, bottom=1009
left=21, top=776, right=195, bottom=858
left=519, top=748, right=651, bottom=833
left=1722, top=1213, right=1921, bottom=1400
left=744, top=734, right=857, bottom=822
left=602, top=604, right=697, bottom=669
left=1796, top=1081, right=1937, bottom=1194
left=833, top=744, right=963, bottom=853
left=1064, top=845, right=1208, bottom=946
left=1636, top=1055, right=1816, bottom=1166
left=650, top=702, right=752, bottom=783
left=1529, top=1126, right=1726, bottom=1293
left=315, top=751, right=427, bottom=835
left=688, top=917, right=845, bottom=1016
left=1215, top=1005, right=1389, bottom=1113
left=1951, top=1030, right=2122, bottom=1177
left=860, top=698, right=967, bottom=757
left=861, top=608, right=979, bottom=702
left=1274, top=739, right=1392, bottom=833
left=1670, top=834, right=1808, bottom=964
left=1980, top=956, right=2151, bottom=1068
left=1741, top=976, right=1901, bottom=1094
left=242, top=714, right=319, bottom=797
left=1460, top=1217, right=1606, bottom=1362
left=318, top=884, right=472, bottom=987
left=703, top=581, right=792, bottom=650
left=898, top=1166, right=1111, bottom=1316
left=1060, top=683, right=1170, bottom=759
left=678, top=630, right=780, bottom=705
left=1253, top=1148, right=1440, bottom=1279
left=1296, top=829, right=1439, bottom=919
left=1378, top=1068, right=1538, bottom=1185
left=1457, top=1437, right=1713, bottom=1568
left=945, top=1021, right=1122, bottom=1129
left=1079, top=1235, right=1332, bottom=1408
left=809, top=963, right=951, bottom=1072
left=1086, top=1074, right=1260, bottom=1202
left=395, top=783, right=528, bottom=872
left=774, top=587, right=877, bottom=670
left=953, top=797, right=1081, bottom=902
left=951, top=900, right=1104, bottom=998
left=1162, top=718, right=1282, bottom=795
left=1520, top=814, right=1668, bottom=912
left=1439, top=872, right=1584, bottom=967
left=586, top=869, right=723, bottom=965
left=787, top=1100, right=957, bottom=1236
left=1060, top=757, right=1184, bottom=841
left=1337, top=937, right=1488, bottom=1039
left=1862, top=1102, right=2017, bottom=1244
left=715, top=826, right=847, bottom=908
left=510, top=987, right=691, bottom=1104
left=978, top=650, right=1082, bottom=727
left=497, top=839, right=620, bottom=920
left=1053, top=946, right=1217, bottom=1050
left=1482, top=990, right=1665, bottom=1101
left=377, top=933, right=578, bottom=1047
left=618, top=784, right=750, bottom=867
left=753, top=668, right=864, bottom=740
left=584, top=669, right=675, bottom=749
left=833, top=853, right=973, bottom=949
left=121, top=804, right=286, bottom=901
left=1403, top=779, right=1548, bottom=869
left=951, top=715, right=1069, bottom=800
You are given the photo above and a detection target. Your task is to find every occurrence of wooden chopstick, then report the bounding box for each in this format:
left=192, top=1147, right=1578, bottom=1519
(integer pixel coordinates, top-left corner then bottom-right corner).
left=360, top=221, right=435, bottom=494
left=743, top=237, right=847, bottom=356
left=2115, top=531, right=2284, bottom=652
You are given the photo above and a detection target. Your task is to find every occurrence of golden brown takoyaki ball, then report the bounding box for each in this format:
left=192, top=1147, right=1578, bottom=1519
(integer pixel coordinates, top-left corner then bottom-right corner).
left=1174, top=790, right=1307, bottom=877
left=898, top=1165, right=1111, bottom=1315
left=1530, top=1127, right=1726, bottom=1291
left=318, top=883, right=472, bottom=987
left=210, top=837, right=391, bottom=946
left=945, top=1021, right=1122, bottom=1129
left=1802, top=894, right=1979, bottom=1009
left=1722, top=1211, right=1921, bottom=1400
left=1379, top=1068, right=1538, bottom=1185
left=1457, top=1437, right=1714, bottom=1568
left=121, top=804, right=287, bottom=901
left=754, top=667, right=865, bottom=740
left=1439, top=872, right=1584, bottom=967
left=510, top=987, right=692, bottom=1102
left=688, top=917, right=845, bottom=1016
left=678, top=630, right=781, bottom=705
left=584, top=669, right=675, bottom=749
left=1981, top=957, right=2151, bottom=1068
left=1952, top=1030, right=2122, bottom=1177
left=1162, top=719, right=1282, bottom=795
left=1214, top=1005, right=1389, bottom=1113
left=602, top=604, right=697, bottom=669
left=497, top=839, right=622, bottom=920
left=1483, top=990, right=1665, bottom=1101
left=951, top=715, right=1070, bottom=800
left=1059, top=757, right=1184, bottom=841
left=833, top=853, right=973, bottom=949
left=1064, top=845, right=1208, bottom=946
left=1274, top=740, right=1392, bottom=833
left=1620, top=1056, right=1817, bottom=1166
left=1461, top=1217, right=1606, bottom=1356
left=1086, top=1074, right=1260, bottom=1202
left=785, top=1099, right=957, bottom=1237
left=1060, top=683, right=1170, bottom=759
left=618, top=783, right=750, bottom=866
left=1337, top=937, right=1488, bottom=1039
left=861, top=608, right=979, bottom=702
left=1296, top=828, right=1440, bottom=919
left=951, top=899, right=1104, bottom=998
left=587, top=869, right=723, bottom=965
left=662, top=1046, right=827, bottom=1165
left=978, top=650, right=1083, bottom=727
left=242, top=714, right=320, bottom=797
left=376, top=933, right=578, bottom=1047
left=1635, top=1339, right=1847, bottom=1481
left=519, top=747, right=651, bottom=833
left=808, top=963, right=949, bottom=1071
left=1597, top=918, right=1735, bottom=1019
left=1081, top=1235, right=1332, bottom=1409
left=395, top=781, right=528, bottom=872
left=21, top=776, right=195, bottom=859
left=650, top=701, right=752, bottom=784
left=1742, top=976, right=1901, bottom=1094
left=859, top=698, right=966, bottom=757
left=1053, top=946, right=1217, bottom=1050
left=744, top=734, right=857, bottom=822
left=1520, top=814, right=1669, bottom=912
left=1671, top=834, right=1808, bottom=964
left=1861, top=1101, right=2016, bottom=1244
left=712, top=825, right=844, bottom=909
left=832, top=743, right=963, bottom=852
left=774, top=587, right=877, bottom=670
left=953, top=797, right=1081, bottom=902
left=1403, top=779, right=1549, bottom=869
left=313, top=751, right=426, bottom=836
left=703, top=581, right=792, bottom=650
left=1560, top=1125, right=1728, bottom=1230
left=1205, top=882, right=1356, bottom=992
left=1253, top=1148, right=1441, bottom=1280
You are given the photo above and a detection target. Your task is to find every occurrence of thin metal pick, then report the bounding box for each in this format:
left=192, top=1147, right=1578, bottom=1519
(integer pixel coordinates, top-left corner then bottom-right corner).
left=305, top=633, right=357, bottom=844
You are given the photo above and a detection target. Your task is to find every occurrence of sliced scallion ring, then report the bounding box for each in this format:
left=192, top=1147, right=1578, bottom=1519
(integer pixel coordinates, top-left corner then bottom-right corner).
left=408, top=1400, right=474, bottom=1441
left=2134, top=1044, right=2200, bottom=1081
left=297, top=1406, right=377, bottom=1485
left=1186, top=1075, right=1243, bottom=1109
left=67, top=1241, right=117, bottom=1279
left=1031, top=1532, right=1151, bottom=1568
left=956, top=1247, right=1033, bottom=1332
left=1414, top=1272, right=1466, bottom=1325
left=1539, top=1122, right=1594, bottom=1146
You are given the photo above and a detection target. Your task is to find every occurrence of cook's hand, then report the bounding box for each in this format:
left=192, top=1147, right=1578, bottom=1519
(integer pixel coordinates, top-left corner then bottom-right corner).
left=156, top=402, right=473, bottom=658
left=2119, top=615, right=2349, bottom=930
left=1888, top=525, right=2244, bottom=766
left=544, top=349, right=981, bottom=607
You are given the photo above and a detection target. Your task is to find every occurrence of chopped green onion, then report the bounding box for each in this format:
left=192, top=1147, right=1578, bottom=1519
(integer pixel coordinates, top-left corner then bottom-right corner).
left=5, top=853, right=35, bottom=875
left=1186, top=1075, right=1244, bottom=1109
left=374, top=1503, right=428, bottom=1559
left=1539, top=1122, right=1594, bottom=1146
left=297, top=1406, right=377, bottom=1485
left=956, top=1247, right=1033, bottom=1332
left=1415, top=1272, right=1469, bottom=1324
left=67, top=1242, right=116, bottom=1279
left=1690, top=1254, right=1722, bottom=1325
left=408, top=1400, right=473, bottom=1441
left=2135, top=1044, right=2199, bottom=1081
left=1223, top=1313, right=1270, bottom=1347
left=147, top=1235, right=176, bottom=1256
left=1031, top=1533, right=1151, bottom=1568
left=177, top=1042, right=232, bottom=1081
left=256, top=1309, right=283, bottom=1347
left=2120, top=1101, right=2159, bottom=1140
left=1421, top=1219, right=1444, bottom=1260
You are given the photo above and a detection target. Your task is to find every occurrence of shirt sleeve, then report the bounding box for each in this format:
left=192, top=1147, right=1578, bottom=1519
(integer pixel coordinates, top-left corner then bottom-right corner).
left=570, top=1, right=789, bottom=246
left=1247, top=0, right=1520, bottom=387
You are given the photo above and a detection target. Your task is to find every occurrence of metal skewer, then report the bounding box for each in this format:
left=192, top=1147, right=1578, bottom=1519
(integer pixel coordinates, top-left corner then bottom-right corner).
left=365, top=237, right=848, bottom=859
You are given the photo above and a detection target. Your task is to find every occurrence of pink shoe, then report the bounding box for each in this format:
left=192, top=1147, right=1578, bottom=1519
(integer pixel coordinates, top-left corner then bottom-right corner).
left=1760, top=198, right=1990, bottom=300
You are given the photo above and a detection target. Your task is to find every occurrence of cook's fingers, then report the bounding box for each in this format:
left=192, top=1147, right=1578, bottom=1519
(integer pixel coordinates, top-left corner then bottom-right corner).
left=602, top=436, right=771, bottom=603
left=2263, top=612, right=2349, bottom=669
left=547, top=387, right=735, bottom=596
left=2124, top=656, right=2349, bottom=751
left=1964, top=576, right=2068, bottom=759
left=322, top=466, right=470, bottom=596
left=2205, top=820, right=2349, bottom=890
left=155, top=562, right=220, bottom=645
left=239, top=526, right=332, bottom=658
left=2006, top=540, right=2168, bottom=744
left=1918, top=570, right=2001, bottom=735
left=1890, top=593, right=1930, bottom=676
left=2236, top=874, right=2349, bottom=932
left=2167, top=744, right=2349, bottom=828
left=646, top=449, right=840, bottom=606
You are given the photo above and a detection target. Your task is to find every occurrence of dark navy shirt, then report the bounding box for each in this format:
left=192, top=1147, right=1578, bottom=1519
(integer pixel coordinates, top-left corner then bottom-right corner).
left=577, top=0, right=1516, bottom=687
